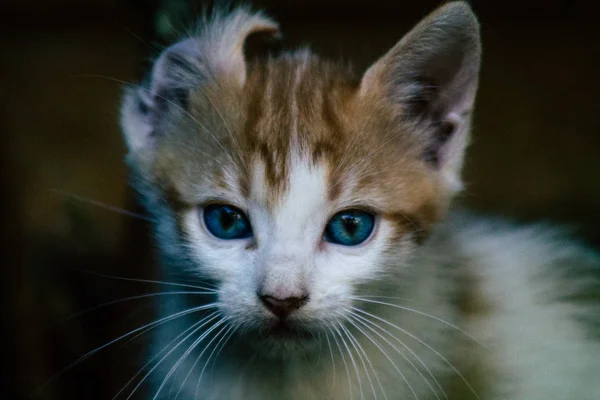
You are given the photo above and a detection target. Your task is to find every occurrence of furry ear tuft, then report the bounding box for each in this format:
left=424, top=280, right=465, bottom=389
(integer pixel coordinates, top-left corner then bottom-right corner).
left=121, top=8, right=280, bottom=154
left=360, top=1, right=481, bottom=192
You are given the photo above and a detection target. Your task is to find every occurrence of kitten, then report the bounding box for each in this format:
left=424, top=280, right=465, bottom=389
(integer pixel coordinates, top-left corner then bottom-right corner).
left=119, top=2, right=600, bottom=399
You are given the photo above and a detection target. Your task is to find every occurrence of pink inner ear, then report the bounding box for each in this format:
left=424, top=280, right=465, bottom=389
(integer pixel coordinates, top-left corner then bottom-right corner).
left=120, top=87, right=155, bottom=152
left=423, top=120, right=454, bottom=167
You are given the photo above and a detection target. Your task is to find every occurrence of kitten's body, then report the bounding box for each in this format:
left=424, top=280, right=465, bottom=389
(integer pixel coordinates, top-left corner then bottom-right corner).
left=120, top=3, right=600, bottom=399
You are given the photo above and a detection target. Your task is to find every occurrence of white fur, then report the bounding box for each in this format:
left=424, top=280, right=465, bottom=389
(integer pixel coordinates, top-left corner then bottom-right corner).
left=457, top=221, right=600, bottom=400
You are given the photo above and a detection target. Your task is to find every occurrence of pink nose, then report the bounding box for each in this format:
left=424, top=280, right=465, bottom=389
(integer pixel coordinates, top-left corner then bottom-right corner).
left=260, top=295, right=308, bottom=319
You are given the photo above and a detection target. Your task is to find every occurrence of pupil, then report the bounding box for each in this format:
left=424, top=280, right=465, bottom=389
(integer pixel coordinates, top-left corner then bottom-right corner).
left=341, top=215, right=359, bottom=237
left=220, top=208, right=239, bottom=230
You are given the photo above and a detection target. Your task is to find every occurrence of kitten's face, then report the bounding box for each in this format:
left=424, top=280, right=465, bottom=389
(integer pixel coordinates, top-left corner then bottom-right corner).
left=121, top=5, right=480, bottom=354
left=142, top=58, right=445, bottom=353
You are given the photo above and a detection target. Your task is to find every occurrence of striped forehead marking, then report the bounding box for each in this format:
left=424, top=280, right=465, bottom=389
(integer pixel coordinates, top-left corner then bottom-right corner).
left=240, top=52, right=356, bottom=205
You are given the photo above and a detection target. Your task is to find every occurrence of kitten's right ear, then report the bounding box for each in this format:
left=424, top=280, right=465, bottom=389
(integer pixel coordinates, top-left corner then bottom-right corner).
left=121, top=8, right=280, bottom=154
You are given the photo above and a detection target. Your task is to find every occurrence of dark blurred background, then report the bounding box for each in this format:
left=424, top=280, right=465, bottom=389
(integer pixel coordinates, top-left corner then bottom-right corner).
left=1, top=0, right=599, bottom=399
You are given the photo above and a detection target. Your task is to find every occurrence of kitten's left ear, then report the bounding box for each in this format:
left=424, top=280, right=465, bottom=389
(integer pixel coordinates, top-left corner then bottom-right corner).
left=360, top=1, right=481, bottom=192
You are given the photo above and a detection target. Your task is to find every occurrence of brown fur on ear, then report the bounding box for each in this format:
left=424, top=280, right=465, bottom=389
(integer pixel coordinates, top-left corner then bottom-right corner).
left=360, top=1, right=481, bottom=193
left=120, top=7, right=280, bottom=155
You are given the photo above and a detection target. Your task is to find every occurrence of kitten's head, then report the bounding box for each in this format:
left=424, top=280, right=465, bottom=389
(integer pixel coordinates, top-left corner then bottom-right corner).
left=121, top=2, right=480, bottom=354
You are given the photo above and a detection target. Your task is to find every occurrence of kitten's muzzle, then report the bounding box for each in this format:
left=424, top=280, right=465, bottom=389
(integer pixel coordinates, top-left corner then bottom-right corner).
left=259, top=294, right=308, bottom=319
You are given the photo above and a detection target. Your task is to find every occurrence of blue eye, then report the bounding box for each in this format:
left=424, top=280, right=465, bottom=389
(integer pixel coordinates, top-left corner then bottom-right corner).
left=203, top=204, right=253, bottom=240
left=324, top=209, right=375, bottom=246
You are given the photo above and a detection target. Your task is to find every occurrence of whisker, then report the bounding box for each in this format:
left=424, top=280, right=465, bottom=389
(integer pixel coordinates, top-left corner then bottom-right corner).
left=113, top=311, right=218, bottom=400
left=314, top=330, right=323, bottom=369
left=350, top=311, right=444, bottom=400
left=151, top=317, right=226, bottom=400
left=193, top=324, right=234, bottom=398
left=350, top=297, right=485, bottom=347
left=325, top=331, right=337, bottom=397
left=342, top=320, right=389, bottom=400
left=352, top=307, right=480, bottom=400
left=328, top=325, right=354, bottom=400
left=352, top=294, right=420, bottom=304
left=334, top=323, right=365, bottom=400
left=163, top=273, right=219, bottom=291
left=344, top=315, right=418, bottom=400
left=177, top=322, right=229, bottom=399
left=45, top=291, right=216, bottom=330
left=36, top=303, right=217, bottom=395
left=60, top=266, right=218, bottom=292
left=49, top=188, right=154, bottom=222
left=207, top=326, right=237, bottom=380
left=339, top=323, right=378, bottom=399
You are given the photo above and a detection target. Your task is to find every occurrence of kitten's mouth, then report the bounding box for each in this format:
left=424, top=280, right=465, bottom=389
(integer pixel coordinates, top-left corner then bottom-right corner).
left=264, top=321, right=313, bottom=341
left=240, top=320, right=321, bottom=357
